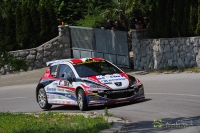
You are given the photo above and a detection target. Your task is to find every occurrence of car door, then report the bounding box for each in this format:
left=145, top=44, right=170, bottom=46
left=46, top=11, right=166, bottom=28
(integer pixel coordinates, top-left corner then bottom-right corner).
left=56, top=64, right=77, bottom=103
left=45, top=64, right=77, bottom=105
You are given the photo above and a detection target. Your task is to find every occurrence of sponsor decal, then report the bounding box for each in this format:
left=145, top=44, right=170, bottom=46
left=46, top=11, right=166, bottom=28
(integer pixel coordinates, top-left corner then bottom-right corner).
left=48, top=100, right=54, bottom=103
left=76, top=59, right=105, bottom=65
left=97, top=75, right=126, bottom=84
left=64, top=90, right=71, bottom=93
left=47, top=87, right=56, bottom=92
left=57, top=88, right=64, bottom=92
left=97, top=77, right=105, bottom=80
left=47, top=95, right=55, bottom=99
left=65, top=94, right=72, bottom=97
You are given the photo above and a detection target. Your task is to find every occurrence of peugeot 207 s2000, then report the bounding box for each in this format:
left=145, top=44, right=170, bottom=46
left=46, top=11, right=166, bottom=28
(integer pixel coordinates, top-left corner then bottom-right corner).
left=36, top=58, right=145, bottom=111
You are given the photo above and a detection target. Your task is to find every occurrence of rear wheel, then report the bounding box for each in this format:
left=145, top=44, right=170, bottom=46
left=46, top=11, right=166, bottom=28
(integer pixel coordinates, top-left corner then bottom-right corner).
left=38, top=88, right=52, bottom=109
left=77, top=89, right=88, bottom=111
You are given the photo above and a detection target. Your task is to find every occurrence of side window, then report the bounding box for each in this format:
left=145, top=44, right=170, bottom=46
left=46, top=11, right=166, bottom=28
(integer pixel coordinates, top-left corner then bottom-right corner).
left=50, top=65, right=58, bottom=77
left=58, top=64, right=75, bottom=79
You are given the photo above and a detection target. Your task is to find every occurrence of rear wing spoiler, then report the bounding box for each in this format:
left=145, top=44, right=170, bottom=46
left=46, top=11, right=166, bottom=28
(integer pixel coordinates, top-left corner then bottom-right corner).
left=46, top=59, right=71, bottom=66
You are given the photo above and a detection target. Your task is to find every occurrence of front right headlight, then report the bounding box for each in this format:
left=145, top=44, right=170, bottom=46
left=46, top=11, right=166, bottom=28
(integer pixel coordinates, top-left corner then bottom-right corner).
left=129, top=76, right=137, bottom=87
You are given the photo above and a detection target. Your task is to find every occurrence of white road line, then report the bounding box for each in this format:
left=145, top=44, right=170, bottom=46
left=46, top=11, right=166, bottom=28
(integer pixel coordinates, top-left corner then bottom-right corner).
left=146, top=93, right=200, bottom=97
left=1, top=97, right=27, bottom=100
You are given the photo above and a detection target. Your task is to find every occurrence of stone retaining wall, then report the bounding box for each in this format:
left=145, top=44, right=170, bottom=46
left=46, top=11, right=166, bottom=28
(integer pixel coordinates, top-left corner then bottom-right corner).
left=1, top=25, right=200, bottom=74
left=1, top=25, right=71, bottom=74
left=132, top=31, right=200, bottom=70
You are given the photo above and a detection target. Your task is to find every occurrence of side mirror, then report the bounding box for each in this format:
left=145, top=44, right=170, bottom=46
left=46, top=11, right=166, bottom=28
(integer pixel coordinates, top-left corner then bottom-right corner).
left=67, top=76, right=73, bottom=83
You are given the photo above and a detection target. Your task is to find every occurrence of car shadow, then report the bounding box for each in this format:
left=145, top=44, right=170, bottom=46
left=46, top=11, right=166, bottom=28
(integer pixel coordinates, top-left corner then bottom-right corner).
left=90, top=98, right=151, bottom=111
left=44, top=98, right=151, bottom=112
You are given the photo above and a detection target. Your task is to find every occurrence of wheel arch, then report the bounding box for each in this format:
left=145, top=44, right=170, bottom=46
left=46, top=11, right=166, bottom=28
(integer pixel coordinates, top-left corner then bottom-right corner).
left=36, top=84, right=45, bottom=103
left=75, top=86, right=88, bottom=102
left=75, top=87, right=84, bottom=98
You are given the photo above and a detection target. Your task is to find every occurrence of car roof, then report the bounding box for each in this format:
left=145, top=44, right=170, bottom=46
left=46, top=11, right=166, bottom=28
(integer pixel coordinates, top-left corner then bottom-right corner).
left=46, top=57, right=104, bottom=67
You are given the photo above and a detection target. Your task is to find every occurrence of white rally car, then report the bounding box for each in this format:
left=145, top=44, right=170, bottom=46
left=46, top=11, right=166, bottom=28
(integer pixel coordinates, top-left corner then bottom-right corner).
left=36, top=58, right=145, bottom=111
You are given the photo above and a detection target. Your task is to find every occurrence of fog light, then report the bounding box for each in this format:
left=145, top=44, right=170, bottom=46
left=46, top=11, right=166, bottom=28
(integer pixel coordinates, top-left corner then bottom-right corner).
left=89, top=96, right=99, bottom=100
left=139, top=86, right=144, bottom=94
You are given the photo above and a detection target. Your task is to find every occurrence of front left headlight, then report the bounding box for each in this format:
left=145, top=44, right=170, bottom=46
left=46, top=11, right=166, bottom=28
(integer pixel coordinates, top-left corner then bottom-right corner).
left=84, top=82, right=107, bottom=89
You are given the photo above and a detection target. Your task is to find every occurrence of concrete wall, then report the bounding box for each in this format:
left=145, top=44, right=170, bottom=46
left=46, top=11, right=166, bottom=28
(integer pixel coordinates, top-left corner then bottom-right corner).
left=132, top=30, right=200, bottom=70
left=1, top=25, right=71, bottom=75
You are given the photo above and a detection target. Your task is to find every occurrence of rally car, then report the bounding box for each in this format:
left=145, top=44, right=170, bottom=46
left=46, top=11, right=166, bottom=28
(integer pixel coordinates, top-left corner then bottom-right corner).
left=36, top=58, right=145, bottom=111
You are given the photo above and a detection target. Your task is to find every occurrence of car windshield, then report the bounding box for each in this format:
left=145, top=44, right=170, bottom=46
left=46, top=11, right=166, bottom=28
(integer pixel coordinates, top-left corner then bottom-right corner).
left=73, top=61, right=121, bottom=77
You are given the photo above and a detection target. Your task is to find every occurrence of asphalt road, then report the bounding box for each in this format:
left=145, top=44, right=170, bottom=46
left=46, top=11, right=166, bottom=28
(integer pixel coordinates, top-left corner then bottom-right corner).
left=0, top=68, right=200, bottom=133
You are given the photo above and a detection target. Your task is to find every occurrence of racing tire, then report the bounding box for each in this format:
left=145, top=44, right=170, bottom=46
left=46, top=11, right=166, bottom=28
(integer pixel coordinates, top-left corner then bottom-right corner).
left=38, top=88, right=52, bottom=109
left=77, top=89, right=88, bottom=111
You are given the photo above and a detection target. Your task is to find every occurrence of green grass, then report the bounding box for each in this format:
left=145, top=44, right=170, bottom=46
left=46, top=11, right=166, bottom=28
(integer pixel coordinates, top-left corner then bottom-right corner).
left=0, top=112, right=110, bottom=133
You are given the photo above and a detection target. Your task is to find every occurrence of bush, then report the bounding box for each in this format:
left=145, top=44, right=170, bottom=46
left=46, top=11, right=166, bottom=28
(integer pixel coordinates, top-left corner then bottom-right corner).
left=76, top=14, right=103, bottom=28
left=9, top=56, right=28, bottom=72
left=0, top=53, right=28, bottom=73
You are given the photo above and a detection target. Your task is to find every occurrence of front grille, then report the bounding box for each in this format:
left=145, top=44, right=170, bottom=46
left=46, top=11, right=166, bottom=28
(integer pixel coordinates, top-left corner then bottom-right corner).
left=98, top=88, right=135, bottom=99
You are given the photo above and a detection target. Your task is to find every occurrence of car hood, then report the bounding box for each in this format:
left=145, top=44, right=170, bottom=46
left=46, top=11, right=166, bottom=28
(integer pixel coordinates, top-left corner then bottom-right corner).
left=85, top=73, right=130, bottom=90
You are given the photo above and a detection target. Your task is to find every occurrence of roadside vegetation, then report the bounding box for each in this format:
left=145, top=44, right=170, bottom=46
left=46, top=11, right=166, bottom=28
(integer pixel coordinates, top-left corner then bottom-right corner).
left=0, top=112, right=110, bottom=133
left=1, top=0, right=200, bottom=72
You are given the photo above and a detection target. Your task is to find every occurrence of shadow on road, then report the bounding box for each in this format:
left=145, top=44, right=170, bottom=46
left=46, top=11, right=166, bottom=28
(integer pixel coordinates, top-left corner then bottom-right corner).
left=119, top=115, right=200, bottom=133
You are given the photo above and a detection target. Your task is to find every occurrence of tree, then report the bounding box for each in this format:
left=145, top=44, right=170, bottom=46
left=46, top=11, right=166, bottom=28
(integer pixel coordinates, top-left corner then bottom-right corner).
left=171, top=0, right=178, bottom=37
left=176, top=0, right=185, bottom=37
left=15, top=3, right=22, bottom=49
left=5, top=1, right=16, bottom=50
left=189, top=0, right=198, bottom=36
left=0, top=1, right=7, bottom=52
left=196, top=0, right=200, bottom=35
left=0, top=6, right=7, bottom=19
left=0, top=0, right=28, bottom=72
left=148, top=0, right=158, bottom=38
left=39, top=1, right=50, bottom=44
left=0, top=8, right=6, bottom=53
left=100, top=0, right=137, bottom=30
left=30, top=0, right=40, bottom=47
left=181, top=0, right=190, bottom=37
left=21, top=1, right=32, bottom=49
left=164, top=0, right=174, bottom=38
left=45, top=0, right=58, bottom=38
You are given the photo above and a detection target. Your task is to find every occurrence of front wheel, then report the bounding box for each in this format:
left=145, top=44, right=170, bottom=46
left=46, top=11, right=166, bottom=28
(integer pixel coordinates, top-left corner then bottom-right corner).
left=77, top=89, right=88, bottom=111
left=38, top=88, right=52, bottom=109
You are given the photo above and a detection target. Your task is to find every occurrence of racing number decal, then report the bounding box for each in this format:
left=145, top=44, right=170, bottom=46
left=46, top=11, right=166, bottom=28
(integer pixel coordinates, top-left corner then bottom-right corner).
left=59, top=80, right=70, bottom=86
